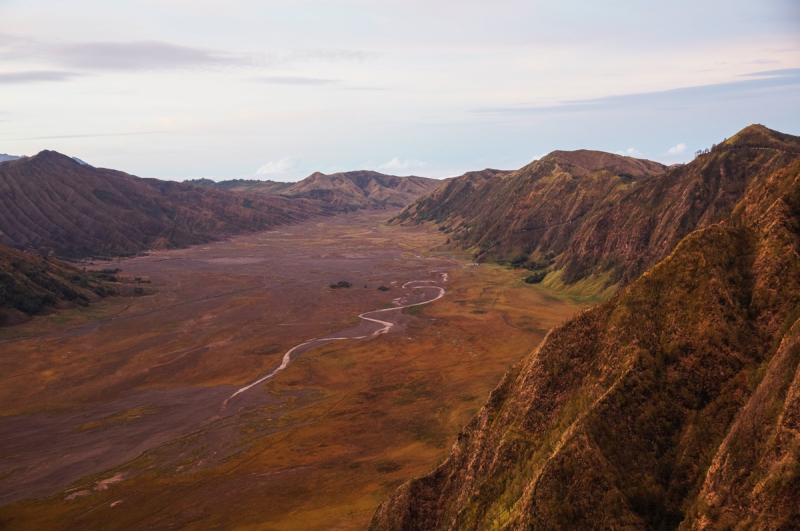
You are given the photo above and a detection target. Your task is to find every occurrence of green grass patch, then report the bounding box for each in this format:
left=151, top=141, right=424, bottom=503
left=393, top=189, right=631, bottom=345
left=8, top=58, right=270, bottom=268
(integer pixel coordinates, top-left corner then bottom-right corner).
left=402, top=305, right=425, bottom=317
left=538, top=268, right=617, bottom=303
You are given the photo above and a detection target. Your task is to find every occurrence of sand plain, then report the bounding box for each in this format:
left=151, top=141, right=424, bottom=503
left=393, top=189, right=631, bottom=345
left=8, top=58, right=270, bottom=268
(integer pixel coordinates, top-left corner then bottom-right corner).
left=0, top=210, right=591, bottom=530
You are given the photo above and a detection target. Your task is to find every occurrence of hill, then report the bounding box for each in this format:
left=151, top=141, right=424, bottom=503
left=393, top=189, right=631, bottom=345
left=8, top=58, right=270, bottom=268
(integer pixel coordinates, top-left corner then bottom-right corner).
left=0, top=151, right=333, bottom=258
left=370, top=125, right=800, bottom=529
left=0, top=243, right=129, bottom=326
left=189, top=170, right=443, bottom=210
left=394, top=127, right=800, bottom=293
left=184, top=178, right=292, bottom=195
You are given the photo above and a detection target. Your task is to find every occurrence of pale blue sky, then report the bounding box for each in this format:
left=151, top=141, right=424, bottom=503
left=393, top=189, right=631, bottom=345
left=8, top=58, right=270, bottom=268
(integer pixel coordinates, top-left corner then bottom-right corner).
left=1, top=0, right=798, bottom=181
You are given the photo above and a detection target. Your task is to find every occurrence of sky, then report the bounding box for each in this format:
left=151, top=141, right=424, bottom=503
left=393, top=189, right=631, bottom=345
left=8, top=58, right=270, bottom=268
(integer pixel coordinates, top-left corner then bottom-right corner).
left=1, top=0, right=799, bottom=182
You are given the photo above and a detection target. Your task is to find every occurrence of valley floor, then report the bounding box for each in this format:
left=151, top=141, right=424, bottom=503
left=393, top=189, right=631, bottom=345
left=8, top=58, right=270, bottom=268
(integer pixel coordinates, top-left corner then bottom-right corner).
left=0, top=210, right=590, bottom=530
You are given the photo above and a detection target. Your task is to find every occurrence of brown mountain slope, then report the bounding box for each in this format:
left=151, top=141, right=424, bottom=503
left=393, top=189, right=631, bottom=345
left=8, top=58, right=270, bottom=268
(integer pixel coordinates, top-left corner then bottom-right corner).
left=387, top=168, right=511, bottom=222
left=184, top=178, right=293, bottom=195
left=370, top=130, right=800, bottom=529
left=0, top=243, right=127, bottom=326
left=0, top=151, right=331, bottom=258
left=190, top=170, right=443, bottom=210
left=394, top=126, right=800, bottom=291
left=391, top=151, right=667, bottom=284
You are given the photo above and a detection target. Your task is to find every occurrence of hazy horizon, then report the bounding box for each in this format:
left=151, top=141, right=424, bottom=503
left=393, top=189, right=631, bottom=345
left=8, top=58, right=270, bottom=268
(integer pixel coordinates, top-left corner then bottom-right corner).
left=1, top=0, right=798, bottom=182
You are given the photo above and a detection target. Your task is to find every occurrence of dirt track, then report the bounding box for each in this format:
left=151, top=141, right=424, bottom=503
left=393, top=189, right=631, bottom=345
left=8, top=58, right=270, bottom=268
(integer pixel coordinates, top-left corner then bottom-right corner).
left=225, top=278, right=448, bottom=408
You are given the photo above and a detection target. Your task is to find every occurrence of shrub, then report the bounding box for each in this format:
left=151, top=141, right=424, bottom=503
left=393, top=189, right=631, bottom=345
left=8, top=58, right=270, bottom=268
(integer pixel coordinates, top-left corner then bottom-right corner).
left=378, top=285, right=390, bottom=291
left=330, top=280, right=351, bottom=289
left=524, top=271, right=548, bottom=284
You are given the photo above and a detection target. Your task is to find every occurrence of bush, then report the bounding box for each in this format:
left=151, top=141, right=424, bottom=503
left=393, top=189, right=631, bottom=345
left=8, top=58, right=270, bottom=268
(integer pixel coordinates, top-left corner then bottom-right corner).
left=524, top=271, right=548, bottom=284
left=378, top=286, right=390, bottom=291
left=330, top=280, right=351, bottom=289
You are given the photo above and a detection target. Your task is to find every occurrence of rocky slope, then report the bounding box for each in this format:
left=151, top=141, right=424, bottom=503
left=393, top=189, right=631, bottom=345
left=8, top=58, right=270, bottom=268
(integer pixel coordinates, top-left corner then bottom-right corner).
left=394, top=126, right=800, bottom=291
left=189, top=170, right=442, bottom=210
left=0, top=151, right=332, bottom=258
left=370, top=126, right=800, bottom=529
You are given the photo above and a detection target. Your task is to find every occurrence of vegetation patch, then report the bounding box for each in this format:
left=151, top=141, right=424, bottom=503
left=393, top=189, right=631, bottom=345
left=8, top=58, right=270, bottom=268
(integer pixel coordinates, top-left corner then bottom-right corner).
left=402, top=304, right=425, bottom=317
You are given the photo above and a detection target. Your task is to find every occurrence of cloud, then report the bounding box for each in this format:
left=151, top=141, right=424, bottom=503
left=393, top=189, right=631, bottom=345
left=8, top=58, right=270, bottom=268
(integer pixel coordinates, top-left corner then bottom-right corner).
left=0, top=33, right=376, bottom=74
left=617, top=148, right=644, bottom=158
left=0, top=33, right=260, bottom=72
left=739, top=68, right=800, bottom=77
left=531, top=152, right=549, bottom=161
left=377, top=157, right=426, bottom=172
left=256, top=157, right=296, bottom=176
left=0, top=70, right=81, bottom=83
left=288, top=49, right=378, bottom=63
left=19, top=131, right=161, bottom=140
left=251, top=76, right=337, bottom=85
left=667, top=143, right=687, bottom=155
left=51, top=41, right=253, bottom=71
left=473, top=68, right=800, bottom=116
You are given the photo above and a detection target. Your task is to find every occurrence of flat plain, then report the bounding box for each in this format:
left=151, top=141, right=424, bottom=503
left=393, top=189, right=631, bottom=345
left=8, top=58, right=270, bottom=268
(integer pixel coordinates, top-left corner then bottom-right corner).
left=0, top=210, right=591, bottom=530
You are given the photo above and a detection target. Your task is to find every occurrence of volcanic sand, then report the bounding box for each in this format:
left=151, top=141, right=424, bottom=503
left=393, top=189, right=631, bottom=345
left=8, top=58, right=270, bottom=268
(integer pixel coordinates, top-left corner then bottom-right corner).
left=0, top=210, right=592, bottom=530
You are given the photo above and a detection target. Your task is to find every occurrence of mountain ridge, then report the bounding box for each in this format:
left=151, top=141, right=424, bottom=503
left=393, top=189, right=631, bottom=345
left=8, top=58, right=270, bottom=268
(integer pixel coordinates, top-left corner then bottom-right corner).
left=394, top=125, right=800, bottom=293
left=0, top=150, right=333, bottom=258
left=370, top=124, right=800, bottom=530
left=187, top=169, right=443, bottom=210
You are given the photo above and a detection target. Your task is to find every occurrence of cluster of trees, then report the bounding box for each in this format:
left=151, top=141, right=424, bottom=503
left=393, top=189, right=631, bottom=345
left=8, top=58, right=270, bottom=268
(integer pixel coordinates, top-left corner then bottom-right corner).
left=694, top=140, right=726, bottom=158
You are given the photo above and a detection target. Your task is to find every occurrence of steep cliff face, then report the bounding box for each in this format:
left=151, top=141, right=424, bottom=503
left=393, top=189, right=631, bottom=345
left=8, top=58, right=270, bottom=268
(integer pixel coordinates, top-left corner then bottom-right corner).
left=394, top=126, right=800, bottom=291
left=370, top=131, right=800, bottom=529
left=0, top=151, right=331, bottom=258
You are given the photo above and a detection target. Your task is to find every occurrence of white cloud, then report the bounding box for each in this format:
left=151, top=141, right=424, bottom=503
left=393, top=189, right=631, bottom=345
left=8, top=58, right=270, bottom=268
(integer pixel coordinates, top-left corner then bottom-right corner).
left=377, top=157, right=426, bottom=172
left=256, top=157, right=296, bottom=176
left=251, top=76, right=337, bottom=85
left=667, top=142, right=687, bottom=155
left=531, top=152, right=549, bottom=161
left=616, top=148, right=645, bottom=158
left=0, top=70, right=81, bottom=83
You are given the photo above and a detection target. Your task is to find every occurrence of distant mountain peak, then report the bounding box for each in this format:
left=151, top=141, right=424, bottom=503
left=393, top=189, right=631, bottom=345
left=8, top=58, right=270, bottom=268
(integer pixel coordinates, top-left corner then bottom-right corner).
left=0, top=154, right=331, bottom=258
left=190, top=169, right=441, bottom=210
left=723, top=123, right=800, bottom=152
left=0, top=153, right=24, bottom=163
left=542, top=149, right=667, bottom=177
